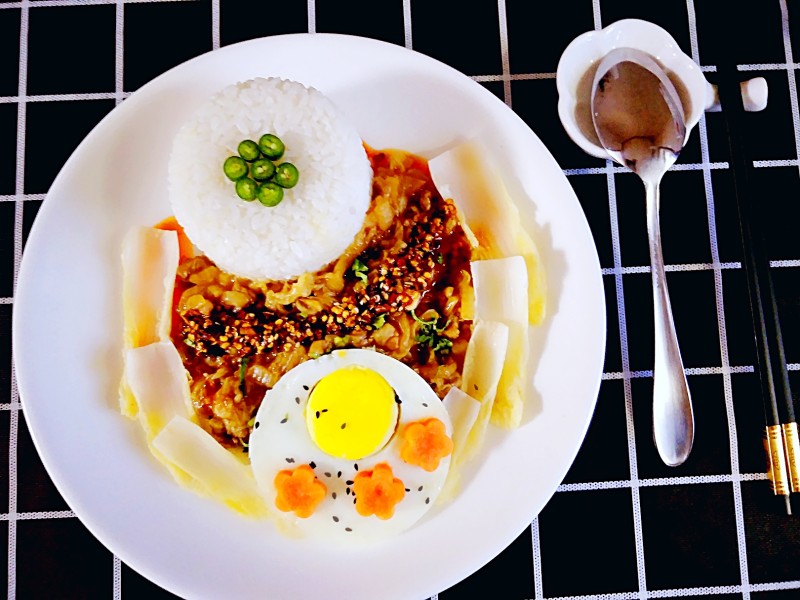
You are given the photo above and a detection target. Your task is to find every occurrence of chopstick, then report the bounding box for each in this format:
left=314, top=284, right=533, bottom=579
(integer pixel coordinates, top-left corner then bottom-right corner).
left=717, top=63, right=800, bottom=514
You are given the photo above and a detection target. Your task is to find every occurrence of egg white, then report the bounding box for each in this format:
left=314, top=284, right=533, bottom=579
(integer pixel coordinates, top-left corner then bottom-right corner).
left=249, top=348, right=452, bottom=544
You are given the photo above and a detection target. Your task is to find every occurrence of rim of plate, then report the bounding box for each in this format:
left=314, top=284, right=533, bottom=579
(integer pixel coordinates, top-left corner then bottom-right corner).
left=12, top=33, right=605, bottom=600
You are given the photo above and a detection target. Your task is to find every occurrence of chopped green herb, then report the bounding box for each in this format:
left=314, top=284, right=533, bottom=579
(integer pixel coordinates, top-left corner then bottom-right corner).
left=436, top=253, right=444, bottom=265
left=410, top=308, right=453, bottom=354
left=247, top=415, right=257, bottom=428
left=372, top=314, right=387, bottom=329
left=351, top=257, right=368, bottom=284
left=238, top=357, right=249, bottom=395
left=184, top=337, right=196, bottom=348
left=333, top=335, right=350, bottom=348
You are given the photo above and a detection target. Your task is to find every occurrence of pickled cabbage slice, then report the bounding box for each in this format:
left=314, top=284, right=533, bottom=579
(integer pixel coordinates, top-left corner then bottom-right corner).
left=429, top=139, right=546, bottom=325
left=438, top=386, right=481, bottom=503
left=443, top=386, right=481, bottom=461
left=460, top=319, right=510, bottom=452
left=124, top=341, right=194, bottom=440
left=152, top=416, right=267, bottom=518
left=121, top=226, right=179, bottom=349
left=472, top=257, right=529, bottom=429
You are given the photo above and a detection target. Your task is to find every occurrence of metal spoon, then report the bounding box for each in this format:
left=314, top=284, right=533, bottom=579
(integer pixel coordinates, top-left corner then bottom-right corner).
left=591, top=47, right=695, bottom=466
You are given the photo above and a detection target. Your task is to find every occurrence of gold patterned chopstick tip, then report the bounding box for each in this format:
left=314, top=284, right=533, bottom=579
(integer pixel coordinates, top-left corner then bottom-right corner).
left=782, top=422, right=800, bottom=493
left=765, top=425, right=790, bottom=496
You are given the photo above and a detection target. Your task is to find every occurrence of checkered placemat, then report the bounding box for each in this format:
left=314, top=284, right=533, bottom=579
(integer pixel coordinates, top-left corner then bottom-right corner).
left=3, top=0, right=800, bottom=598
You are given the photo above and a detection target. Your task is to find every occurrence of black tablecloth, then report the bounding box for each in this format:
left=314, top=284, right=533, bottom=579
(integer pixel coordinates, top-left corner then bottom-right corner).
left=2, top=0, right=800, bottom=598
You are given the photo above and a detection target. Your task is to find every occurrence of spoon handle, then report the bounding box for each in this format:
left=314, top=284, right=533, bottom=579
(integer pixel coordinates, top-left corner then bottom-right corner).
left=644, top=179, right=695, bottom=467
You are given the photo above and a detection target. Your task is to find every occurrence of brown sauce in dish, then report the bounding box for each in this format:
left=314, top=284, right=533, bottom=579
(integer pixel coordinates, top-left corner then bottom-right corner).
left=171, top=148, right=474, bottom=449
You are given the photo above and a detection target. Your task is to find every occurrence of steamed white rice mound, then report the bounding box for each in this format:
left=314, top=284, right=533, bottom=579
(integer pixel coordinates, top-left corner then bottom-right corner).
left=168, top=77, right=372, bottom=281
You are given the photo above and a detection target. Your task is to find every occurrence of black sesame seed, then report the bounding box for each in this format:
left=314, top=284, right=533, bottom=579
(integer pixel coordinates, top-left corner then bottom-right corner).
left=332, top=492, right=337, bottom=499
left=354, top=464, right=359, bottom=471
left=345, top=527, right=352, bottom=532
left=309, top=461, right=316, bottom=469
left=394, top=393, right=402, bottom=404
left=295, top=397, right=300, bottom=404
left=279, top=417, right=287, bottom=424
left=418, top=486, right=423, bottom=491
left=425, top=497, right=430, bottom=504
left=315, top=411, right=320, bottom=419
left=333, top=516, right=339, bottom=522
left=346, top=487, right=351, bottom=495
left=405, top=488, right=410, bottom=492
left=286, top=458, right=295, bottom=463
left=353, top=498, right=356, bottom=504
left=346, top=480, right=354, bottom=485
left=422, top=403, right=428, bottom=407
left=321, top=409, right=328, bottom=413
left=325, top=472, right=331, bottom=477
left=303, top=385, right=309, bottom=390
left=338, top=471, right=342, bottom=478
left=255, top=421, right=261, bottom=429
left=341, top=423, right=347, bottom=429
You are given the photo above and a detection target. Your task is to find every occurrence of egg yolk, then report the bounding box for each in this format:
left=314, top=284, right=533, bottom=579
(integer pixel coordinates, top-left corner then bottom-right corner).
left=306, top=366, right=398, bottom=460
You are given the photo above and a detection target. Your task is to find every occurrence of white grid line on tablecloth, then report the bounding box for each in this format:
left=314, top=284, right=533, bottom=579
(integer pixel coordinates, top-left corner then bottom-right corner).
left=0, top=511, right=74, bottom=521
left=602, top=365, right=757, bottom=381
left=740, top=62, right=800, bottom=71
left=497, top=0, right=512, bottom=107
left=8, top=1, right=28, bottom=596
left=601, top=263, right=740, bottom=275
left=564, top=162, right=730, bottom=176
left=604, top=158, right=648, bottom=599
left=539, top=580, right=800, bottom=600
left=114, top=0, right=122, bottom=105
left=113, top=556, right=121, bottom=600
left=0, top=0, right=195, bottom=8
left=0, top=92, right=132, bottom=104
left=592, top=0, right=601, bottom=30
left=687, top=2, right=751, bottom=596
left=531, top=516, right=543, bottom=599
left=306, top=0, right=315, bottom=34
left=211, top=0, right=219, bottom=50
left=755, top=159, right=800, bottom=167
left=473, top=73, right=556, bottom=82
left=0, top=194, right=44, bottom=201
left=402, top=0, right=412, bottom=49
left=557, top=473, right=768, bottom=494
left=781, top=0, right=800, bottom=180
left=600, top=260, right=800, bottom=275
left=113, top=0, right=124, bottom=590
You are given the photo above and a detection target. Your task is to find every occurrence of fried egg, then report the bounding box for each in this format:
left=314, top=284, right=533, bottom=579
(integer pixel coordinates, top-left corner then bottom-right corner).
left=249, top=348, right=453, bottom=543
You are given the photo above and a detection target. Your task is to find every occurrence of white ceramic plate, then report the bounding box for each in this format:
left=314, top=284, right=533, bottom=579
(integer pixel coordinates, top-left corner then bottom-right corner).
left=13, top=34, right=605, bottom=600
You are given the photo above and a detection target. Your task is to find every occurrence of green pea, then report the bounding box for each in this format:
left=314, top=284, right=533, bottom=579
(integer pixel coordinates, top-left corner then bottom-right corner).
left=251, top=158, right=276, bottom=181
left=235, top=177, right=258, bottom=201
left=258, top=134, right=285, bottom=160
left=274, top=162, right=299, bottom=188
left=223, top=156, right=248, bottom=181
left=256, top=182, right=284, bottom=207
left=238, top=140, right=261, bottom=162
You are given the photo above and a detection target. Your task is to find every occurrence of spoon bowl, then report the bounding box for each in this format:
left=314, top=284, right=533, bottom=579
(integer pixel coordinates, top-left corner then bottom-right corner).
left=591, top=47, right=695, bottom=467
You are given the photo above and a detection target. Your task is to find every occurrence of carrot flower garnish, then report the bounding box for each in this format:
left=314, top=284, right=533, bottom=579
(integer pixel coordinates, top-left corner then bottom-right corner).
left=274, top=465, right=327, bottom=518
left=353, top=463, right=406, bottom=520
left=399, top=417, right=453, bottom=472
